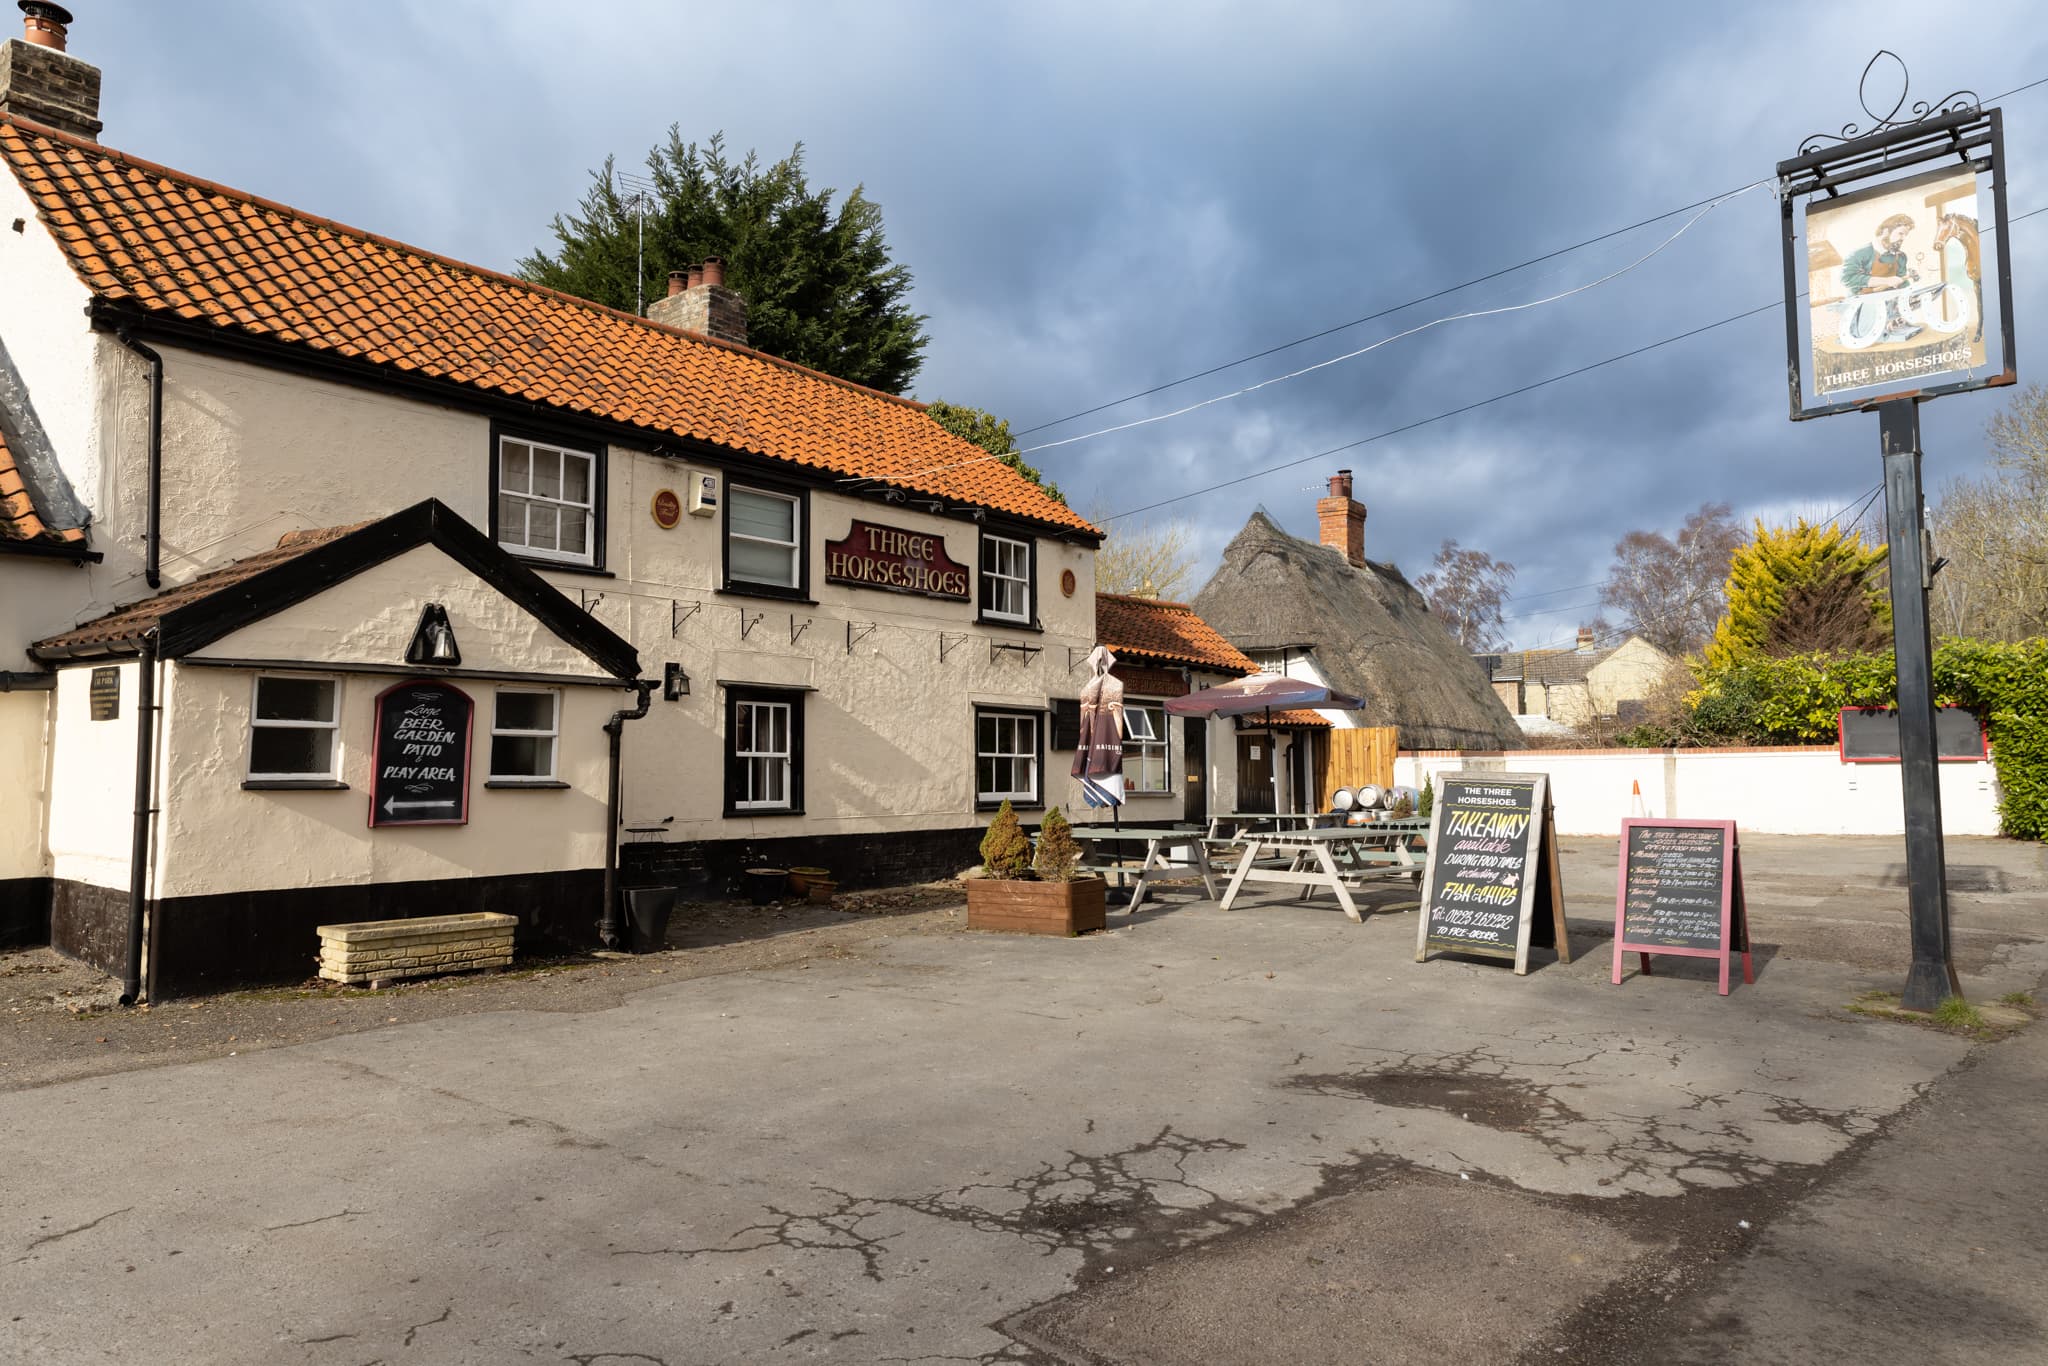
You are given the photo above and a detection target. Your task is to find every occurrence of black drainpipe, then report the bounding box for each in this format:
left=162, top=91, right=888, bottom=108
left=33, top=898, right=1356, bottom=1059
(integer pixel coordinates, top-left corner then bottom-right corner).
left=122, top=631, right=160, bottom=1005
left=0, top=671, right=56, bottom=692
left=114, top=332, right=164, bottom=589
left=599, top=680, right=654, bottom=951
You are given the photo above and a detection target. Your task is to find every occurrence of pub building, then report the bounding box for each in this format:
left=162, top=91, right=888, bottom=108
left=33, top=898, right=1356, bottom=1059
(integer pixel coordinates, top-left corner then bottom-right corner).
left=0, top=10, right=1106, bottom=996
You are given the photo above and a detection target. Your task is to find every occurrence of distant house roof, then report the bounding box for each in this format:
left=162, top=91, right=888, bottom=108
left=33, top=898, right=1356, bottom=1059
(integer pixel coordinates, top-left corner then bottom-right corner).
left=1095, top=593, right=1256, bottom=675
left=0, top=116, right=1094, bottom=538
left=1191, top=511, right=1520, bottom=751
left=32, top=499, right=639, bottom=677
left=1484, top=647, right=1615, bottom=688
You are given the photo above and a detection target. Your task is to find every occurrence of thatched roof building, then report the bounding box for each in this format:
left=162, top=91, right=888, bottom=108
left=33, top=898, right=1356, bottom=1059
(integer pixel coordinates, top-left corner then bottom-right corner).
left=1191, top=475, right=1521, bottom=750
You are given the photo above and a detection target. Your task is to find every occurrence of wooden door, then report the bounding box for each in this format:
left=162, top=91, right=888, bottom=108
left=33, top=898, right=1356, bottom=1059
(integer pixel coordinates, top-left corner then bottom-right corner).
left=1237, top=734, right=1275, bottom=813
left=1183, top=716, right=1208, bottom=829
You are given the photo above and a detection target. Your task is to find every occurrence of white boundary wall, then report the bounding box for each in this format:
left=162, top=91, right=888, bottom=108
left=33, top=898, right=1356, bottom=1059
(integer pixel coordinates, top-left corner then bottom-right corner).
left=1396, top=747, right=2004, bottom=837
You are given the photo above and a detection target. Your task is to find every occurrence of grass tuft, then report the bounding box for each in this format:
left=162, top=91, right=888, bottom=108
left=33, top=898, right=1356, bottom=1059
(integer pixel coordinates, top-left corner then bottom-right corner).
left=1932, top=996, right=1989, bottom=1032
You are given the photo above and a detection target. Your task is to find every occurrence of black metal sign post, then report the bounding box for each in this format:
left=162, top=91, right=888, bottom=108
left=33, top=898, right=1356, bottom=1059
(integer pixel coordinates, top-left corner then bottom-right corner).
left=1777, top=54, right=2016, bottom=1012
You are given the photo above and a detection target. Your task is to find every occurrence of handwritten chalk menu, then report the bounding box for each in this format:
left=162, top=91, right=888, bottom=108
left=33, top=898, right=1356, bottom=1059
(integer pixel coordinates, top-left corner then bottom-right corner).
left=1415, top=771, right=1571, bottom=975
left=369, top=679, right=473, bottom=827
left=1611, top=819, right=1753, bottom=996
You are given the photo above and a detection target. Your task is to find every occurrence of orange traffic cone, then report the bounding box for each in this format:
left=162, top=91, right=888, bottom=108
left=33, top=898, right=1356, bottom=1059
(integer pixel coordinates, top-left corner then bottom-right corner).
left=1630, top=779, right=1648, bottom=818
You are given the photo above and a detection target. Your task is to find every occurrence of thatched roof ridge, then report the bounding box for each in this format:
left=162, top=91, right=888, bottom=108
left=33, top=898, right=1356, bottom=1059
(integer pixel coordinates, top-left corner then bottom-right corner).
left=1191, top=511, right=1521, bottom=750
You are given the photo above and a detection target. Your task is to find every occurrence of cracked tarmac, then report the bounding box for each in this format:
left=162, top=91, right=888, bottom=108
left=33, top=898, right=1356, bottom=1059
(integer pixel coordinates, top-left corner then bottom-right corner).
left=3, top=834, right=2046, bottom=1363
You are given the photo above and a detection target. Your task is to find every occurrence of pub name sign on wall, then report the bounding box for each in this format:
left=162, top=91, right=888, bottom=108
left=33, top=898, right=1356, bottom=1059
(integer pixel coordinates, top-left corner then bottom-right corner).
left=825, top=520, right=971, bottom=600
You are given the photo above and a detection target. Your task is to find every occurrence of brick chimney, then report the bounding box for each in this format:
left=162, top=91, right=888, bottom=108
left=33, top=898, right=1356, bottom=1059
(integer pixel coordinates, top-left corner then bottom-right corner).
left=1577, top=626, right=1598, bottom=654
left=0, top=3, right=101, bottom=141
left=1316, top=469, right=1366, bottom=568
left=647, top=256, right=749, bottom=347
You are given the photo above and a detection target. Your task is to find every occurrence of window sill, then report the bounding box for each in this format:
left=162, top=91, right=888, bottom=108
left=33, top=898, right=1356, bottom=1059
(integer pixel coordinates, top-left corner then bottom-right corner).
left=485, top=778, right=571, bottom=789
left=976, top=800, right=1044, bottom=813
left=976, top=614, right=1042, bottom=633
left=512, top=557, right=612, bottom=579
left=242, top=778, right=349, bottom=791
left=717, top=584, right=817, bottom=606
left=723, top=806, right=807, bottom=819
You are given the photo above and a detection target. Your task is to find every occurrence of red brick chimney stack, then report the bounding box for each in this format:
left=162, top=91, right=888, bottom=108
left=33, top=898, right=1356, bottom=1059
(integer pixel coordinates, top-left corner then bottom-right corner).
left=0, top=2, right=101, bottom=140
left=649, top=257, right=750, bottom=348
left=1576, top=626, right=1597, bottom=654
left=1316, top=468, right=1366, bottom=568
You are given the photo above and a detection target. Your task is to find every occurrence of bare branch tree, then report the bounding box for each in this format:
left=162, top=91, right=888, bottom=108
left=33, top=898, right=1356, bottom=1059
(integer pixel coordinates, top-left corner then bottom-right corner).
left=1415, top=539, right=1516, bottom=651
left=1930, top=382, right=2048, bottom=640
left=1089, top=507, right=1197, bottom=600
left=1599, top=502, right=1744, bottom=656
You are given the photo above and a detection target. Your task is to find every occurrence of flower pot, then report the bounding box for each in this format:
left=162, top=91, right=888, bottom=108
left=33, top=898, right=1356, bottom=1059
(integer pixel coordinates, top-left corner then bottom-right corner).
left=805, top=879, right=839, bottom=904
left=966, top=876, right=1107, bottom=936
left=787, top=866, right=831, bottom=896
left=624, top=886, right=677, bottom=953
left=744, top=868, right=789, bottom=905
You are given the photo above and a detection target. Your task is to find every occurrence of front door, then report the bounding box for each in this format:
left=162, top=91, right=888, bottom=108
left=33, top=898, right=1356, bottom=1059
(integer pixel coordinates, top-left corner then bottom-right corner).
left=1183, top=716, right=1208, bottom=829
left=1237, top=734, right=1274, bottom=813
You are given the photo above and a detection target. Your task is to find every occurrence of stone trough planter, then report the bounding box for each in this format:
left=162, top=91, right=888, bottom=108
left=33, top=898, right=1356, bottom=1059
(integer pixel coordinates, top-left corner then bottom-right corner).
left=316, top=912, right=517, bottom=986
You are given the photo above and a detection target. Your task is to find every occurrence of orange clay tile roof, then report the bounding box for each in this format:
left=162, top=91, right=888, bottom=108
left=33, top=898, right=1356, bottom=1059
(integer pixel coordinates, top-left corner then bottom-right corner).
left=34, top=521, right=362, bottom=652
left=1257, top=708, right=1333, bottom=728
left=0, top=422, right=84, bottom=544
left=0, top=116, right=1095, bottom=537
left=1096, top=592, right=1256, bottom=675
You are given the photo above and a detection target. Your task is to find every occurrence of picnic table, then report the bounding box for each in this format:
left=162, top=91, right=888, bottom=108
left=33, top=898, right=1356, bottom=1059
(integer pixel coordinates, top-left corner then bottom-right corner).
left=1217, top=822, right=1428, bottom=922
left=1070, top=826, right=1222, bottom=913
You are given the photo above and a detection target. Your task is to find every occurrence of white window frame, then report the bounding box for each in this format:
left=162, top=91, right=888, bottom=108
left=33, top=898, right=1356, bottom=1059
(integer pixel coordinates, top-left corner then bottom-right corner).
left=979, top=533, right=1032, bottom=624
left=727, top=485, right=803, bottom=590
left=976, top=708, right=1041, bottom=806
left=733, top=697, right=795, bottom=811
left=1123, top=700, right=1171, bottom=795
left=247, top=673, right=341, bottom=781
left=497, top=435, right=598, bottom=567
left=489, top=688, right=560, bottom=782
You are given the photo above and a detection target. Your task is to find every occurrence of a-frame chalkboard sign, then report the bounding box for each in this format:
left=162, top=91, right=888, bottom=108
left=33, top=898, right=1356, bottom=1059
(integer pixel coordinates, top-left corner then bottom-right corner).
left=1414, top=772, right=1570, bottom=975
left=1611, top=818, right=1753, bottom=996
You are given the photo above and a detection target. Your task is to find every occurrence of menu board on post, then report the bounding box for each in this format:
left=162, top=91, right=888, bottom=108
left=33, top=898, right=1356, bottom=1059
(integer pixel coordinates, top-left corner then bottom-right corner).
left=369, top=679, right=473, bottom=827
left=1611, top=818, right=1752, bottom=996
left=1414, top=771, right=1571, bottom=975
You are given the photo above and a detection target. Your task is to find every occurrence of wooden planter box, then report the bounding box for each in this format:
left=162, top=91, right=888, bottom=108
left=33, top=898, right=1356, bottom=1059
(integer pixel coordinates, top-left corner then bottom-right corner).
left=316, top=912, right=517, bottom=986
left=966, top=876, right=1107, bottom=936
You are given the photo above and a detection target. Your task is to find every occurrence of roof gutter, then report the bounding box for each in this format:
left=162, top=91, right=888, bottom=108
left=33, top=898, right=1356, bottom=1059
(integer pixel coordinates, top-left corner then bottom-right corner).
left=0, top=537, right=101, bottom=562
left=112, top=331, right=164, bottom=588
left=0, top=670, right=55, bottom=691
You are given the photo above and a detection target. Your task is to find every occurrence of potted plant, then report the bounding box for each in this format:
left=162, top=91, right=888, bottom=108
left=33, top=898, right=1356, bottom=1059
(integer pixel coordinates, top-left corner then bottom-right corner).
left=965, top=803, right=1106, bottom=936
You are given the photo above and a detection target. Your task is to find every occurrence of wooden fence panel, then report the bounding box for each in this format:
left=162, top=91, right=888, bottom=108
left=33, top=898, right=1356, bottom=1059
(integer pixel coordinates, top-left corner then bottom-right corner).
left=1324, top=726, right=1399, bottom=808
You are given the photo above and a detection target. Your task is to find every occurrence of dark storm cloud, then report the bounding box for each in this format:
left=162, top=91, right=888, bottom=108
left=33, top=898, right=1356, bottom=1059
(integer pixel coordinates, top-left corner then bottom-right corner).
left=72, top=0, right=2048, bottom=646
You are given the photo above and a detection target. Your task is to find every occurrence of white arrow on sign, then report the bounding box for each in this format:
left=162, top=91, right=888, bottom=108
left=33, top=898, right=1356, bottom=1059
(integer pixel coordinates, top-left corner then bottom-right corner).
left=383, top=797, right=457, bottom=815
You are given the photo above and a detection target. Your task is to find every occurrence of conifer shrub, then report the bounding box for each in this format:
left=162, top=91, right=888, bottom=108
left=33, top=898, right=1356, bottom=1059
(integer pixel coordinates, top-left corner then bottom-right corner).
left=1033, top=806, right=1082, bottom=882
left=979, top=799, right=1033, bottom=879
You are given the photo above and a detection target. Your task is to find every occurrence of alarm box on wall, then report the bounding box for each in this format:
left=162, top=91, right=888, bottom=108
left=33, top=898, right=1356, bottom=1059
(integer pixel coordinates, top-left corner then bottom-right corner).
left=688, top=472, right=718, bottom=516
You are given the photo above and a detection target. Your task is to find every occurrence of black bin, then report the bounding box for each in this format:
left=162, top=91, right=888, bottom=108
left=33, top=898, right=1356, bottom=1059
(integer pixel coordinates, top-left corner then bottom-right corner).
left=625, top=886, right=678, bottom=953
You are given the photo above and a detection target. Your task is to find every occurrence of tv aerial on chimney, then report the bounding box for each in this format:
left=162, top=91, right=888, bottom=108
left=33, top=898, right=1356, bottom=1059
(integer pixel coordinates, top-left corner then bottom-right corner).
left=615, top=169, right=657, bottom=316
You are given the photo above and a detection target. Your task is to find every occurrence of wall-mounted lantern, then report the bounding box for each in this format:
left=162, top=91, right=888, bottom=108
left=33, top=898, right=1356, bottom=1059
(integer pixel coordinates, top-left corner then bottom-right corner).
left=406, top=603, right=460, bottom=666
left=663, top=662, right=691, bottom=700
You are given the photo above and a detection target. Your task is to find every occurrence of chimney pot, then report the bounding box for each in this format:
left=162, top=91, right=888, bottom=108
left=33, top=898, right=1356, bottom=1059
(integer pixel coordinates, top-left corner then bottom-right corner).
left=701, top=257, right=724, bottom=287
left=666, top=270, right=686, bottom=298
left=687, top=263, right=704, bottom=290
left=18, top=1, right=70, bottom=51
left=1328, top=470, right=1353, bottom=499
left=1577, top=626, right=1597, bottom=654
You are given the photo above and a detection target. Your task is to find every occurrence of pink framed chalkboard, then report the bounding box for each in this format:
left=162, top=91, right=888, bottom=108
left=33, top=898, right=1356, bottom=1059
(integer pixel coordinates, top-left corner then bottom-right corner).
left=1611, top=818, right=1753, bottom=996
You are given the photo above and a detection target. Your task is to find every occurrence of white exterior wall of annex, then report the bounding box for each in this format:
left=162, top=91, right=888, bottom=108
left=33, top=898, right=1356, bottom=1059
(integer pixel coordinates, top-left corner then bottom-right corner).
left=44, top=660, right=148, bottom=891
left=0, top=685, right=52, bottom=882
left=12, top=325, right=1102, bottom=852
left=1395, top=747, right=2003, bottom=837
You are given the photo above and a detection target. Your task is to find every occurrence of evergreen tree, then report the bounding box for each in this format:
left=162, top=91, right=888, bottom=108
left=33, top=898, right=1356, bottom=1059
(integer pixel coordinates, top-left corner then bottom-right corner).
left=924, top=400, right=1064, bottom=504
left=1704, top=519, right=1890, bottom=669
left=520, top=131, right=929, bottom=394
left=979, top=800, right=1033, bottom=879
left=1033, top=807, right=1081, bottom=882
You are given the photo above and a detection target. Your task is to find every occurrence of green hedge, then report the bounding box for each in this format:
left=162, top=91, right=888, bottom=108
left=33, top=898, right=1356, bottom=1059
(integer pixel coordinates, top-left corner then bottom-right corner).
left=1625, top=639, right=2048, bottom=839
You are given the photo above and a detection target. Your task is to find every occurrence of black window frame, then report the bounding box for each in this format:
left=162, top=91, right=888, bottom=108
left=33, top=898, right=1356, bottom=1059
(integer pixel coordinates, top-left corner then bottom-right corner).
left=976, top=529, right=1038, bottom=629
left=724, top=685, right=806, bottom=817
left=973, top=704, right=1045, bottom=812
left=720, top=471, right=814, bottom=603
left=488, top=420, right=608, bottom=574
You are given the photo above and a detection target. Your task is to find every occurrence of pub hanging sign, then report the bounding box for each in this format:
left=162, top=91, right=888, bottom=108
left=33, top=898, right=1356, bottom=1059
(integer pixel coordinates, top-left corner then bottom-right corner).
left=369, top=679, right=473, bottom=827
left=824, top=519, right=971, bottom=600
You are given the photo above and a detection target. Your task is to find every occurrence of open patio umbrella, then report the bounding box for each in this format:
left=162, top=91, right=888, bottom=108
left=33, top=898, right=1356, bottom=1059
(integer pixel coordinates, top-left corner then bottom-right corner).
left=1166, top=673, right=1365, bottom=814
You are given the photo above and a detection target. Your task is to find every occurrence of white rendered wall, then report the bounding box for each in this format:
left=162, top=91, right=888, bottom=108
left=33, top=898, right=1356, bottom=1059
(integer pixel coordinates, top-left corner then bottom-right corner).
left=45, top=661, right=147, bottom=890
left=0, top=686, right=52, bottom=880
left=1395, top=747, right=2004, bottom=837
